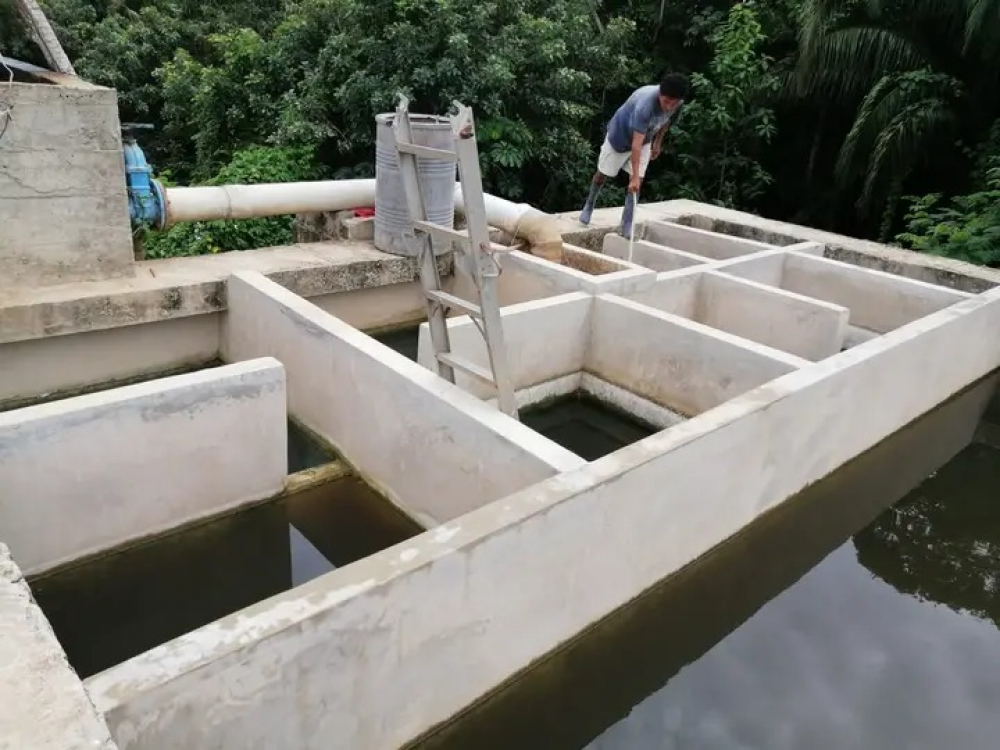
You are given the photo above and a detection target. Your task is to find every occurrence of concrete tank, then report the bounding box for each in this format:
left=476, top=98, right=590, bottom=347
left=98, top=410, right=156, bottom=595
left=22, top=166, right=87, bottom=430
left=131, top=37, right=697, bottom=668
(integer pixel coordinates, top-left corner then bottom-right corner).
left=374, top=113, right=457, bottom=257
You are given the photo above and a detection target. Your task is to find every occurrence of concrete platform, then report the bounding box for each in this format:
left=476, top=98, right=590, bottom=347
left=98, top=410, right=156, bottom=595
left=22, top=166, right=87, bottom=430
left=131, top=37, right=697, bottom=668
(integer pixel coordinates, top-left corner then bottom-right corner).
left=2, top=197, right=1000, bottom=750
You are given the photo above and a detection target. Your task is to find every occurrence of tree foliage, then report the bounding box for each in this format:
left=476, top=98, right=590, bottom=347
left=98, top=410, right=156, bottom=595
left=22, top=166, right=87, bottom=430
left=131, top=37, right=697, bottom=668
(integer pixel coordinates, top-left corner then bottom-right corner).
left=2, top=0, right=998, bottom=265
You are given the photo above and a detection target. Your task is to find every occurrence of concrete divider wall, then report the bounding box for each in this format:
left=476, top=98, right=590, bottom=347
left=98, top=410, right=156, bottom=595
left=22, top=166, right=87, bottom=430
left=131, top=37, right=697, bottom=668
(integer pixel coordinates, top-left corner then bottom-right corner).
left=503, top=248, right=656, bottom=297
left=696, top=271, right=848, bottom=360
left=779, top=251, right=973, bottom=332
left=587, top=296, right=807, bottom=416
left=86, top=281, right=1000, bottom=750
left=642, top=220, right=777, bottom=260
left=223, top=271, right=584, bottom=526
left=416, top=294, right=593, bottom=399
left=0, top=358, right=287, bottom=576
left=721, top=250, right=973, bottom=334
left=623, top=270, right=849, bottom=360
left=602, top=234, right=710, bottom=272
left=0, top=314, right=221, bottom=411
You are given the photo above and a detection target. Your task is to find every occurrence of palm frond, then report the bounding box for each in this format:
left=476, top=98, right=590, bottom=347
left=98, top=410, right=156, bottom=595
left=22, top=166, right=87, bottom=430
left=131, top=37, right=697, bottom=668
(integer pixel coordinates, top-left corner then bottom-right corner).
left=858, top=97, right=954, bottom=211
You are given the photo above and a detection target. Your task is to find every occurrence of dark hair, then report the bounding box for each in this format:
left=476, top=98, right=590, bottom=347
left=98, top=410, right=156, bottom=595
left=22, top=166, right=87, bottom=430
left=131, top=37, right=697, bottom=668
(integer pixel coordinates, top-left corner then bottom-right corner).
left=660, top=73, right=690, bottom=100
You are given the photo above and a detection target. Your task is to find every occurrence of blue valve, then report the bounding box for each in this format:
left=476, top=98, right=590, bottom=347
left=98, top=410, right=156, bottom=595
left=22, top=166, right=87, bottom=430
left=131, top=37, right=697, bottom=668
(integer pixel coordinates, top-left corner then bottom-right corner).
left=121, top=123, right=166, bottom=230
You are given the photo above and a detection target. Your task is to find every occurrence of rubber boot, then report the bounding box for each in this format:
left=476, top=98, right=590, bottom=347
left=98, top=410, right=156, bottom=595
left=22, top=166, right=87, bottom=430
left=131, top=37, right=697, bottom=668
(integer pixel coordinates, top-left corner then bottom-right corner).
left=580, top=182, right=602, bottom=225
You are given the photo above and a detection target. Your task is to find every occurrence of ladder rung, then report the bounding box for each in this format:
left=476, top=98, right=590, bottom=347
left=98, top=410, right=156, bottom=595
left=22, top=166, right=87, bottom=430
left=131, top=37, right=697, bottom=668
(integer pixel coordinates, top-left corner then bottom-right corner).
left=414, top=220, right=471, bottom=248
left=426, top=289, right=482, bottom=318
left=437, top=352, right=496, bottom=387
left=397, top=142, right=458, bottom=162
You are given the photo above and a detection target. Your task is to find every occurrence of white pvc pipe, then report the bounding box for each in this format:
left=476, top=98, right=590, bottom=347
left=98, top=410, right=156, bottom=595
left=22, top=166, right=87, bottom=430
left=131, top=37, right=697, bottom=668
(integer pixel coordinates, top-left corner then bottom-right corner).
left=162, top=179, right=563, bottom=260
left=163, top=180, right=377, bottom=225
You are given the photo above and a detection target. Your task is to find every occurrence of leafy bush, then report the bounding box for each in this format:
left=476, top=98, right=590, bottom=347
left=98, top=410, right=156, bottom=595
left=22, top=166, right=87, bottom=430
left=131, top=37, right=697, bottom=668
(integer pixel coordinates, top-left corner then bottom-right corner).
left=896, top=158, right=1000, bottom=267
left=143, top=145, right=323, bottom=258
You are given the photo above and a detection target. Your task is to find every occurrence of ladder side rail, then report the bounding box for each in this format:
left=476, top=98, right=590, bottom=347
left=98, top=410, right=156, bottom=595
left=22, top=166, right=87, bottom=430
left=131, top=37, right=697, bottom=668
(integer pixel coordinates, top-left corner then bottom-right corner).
left=393, top=97, right=456, bottom=383
left=450, top=105, right=519, bottom=419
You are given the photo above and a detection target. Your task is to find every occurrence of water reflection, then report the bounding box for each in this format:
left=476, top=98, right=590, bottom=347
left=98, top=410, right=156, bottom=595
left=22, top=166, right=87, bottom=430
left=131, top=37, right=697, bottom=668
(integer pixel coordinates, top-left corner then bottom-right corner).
left=586, top=440, right=1000, bottom=750
left=416, top=376, right=1000, bottom=750
left=856, top=442, right=1000, bottom=628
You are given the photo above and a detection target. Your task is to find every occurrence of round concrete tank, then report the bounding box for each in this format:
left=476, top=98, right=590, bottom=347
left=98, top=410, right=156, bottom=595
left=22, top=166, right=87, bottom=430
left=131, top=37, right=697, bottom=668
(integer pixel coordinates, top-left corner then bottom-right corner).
left=374, top=113, right=457, bottom=257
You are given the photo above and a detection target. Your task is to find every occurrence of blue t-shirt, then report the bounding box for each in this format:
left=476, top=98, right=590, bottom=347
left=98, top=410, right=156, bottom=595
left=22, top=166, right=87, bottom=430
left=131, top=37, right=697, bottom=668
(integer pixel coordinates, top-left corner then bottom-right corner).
left=606, top=85, right=683, bottom=153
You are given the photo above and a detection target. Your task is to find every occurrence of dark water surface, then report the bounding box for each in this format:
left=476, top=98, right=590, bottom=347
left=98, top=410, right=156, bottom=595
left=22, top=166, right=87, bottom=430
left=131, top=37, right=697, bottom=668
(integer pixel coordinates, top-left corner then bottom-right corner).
left=30, top=475, right=422, bottom=679
left=417, top=377, right=1000, bottom=750
left=372, top=325, right=421, bottom=361
left=521, top=392, right=657, bottom=461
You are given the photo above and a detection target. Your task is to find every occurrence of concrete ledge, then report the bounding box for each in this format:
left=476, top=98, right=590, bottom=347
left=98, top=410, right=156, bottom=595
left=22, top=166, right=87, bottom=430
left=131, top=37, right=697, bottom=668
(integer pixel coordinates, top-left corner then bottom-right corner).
left=625, top=269, right=849, bottom=361
left=0, top=241, right=448, bottom=345
left=602, top=234, right=710, bottom=271
left=223, top=271, right=585, bottom=526
left=0, top=545, right=118, bottom=750
left=642, top=220, right=778, bottom=259
left=86, top=285, right=1000, bottom=750
left=417, top=294, right=593, bottom=399
left=588, top=295, right=807, bottom=416
left=0, top=358, right=287, bottom=575
left=501, top=247, right=656, bottom=298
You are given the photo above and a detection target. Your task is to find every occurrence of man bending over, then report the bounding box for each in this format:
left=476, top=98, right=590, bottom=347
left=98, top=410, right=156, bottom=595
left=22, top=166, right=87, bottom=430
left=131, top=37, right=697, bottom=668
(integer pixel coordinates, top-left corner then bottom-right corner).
left=580, top=73, right=689, bottom=237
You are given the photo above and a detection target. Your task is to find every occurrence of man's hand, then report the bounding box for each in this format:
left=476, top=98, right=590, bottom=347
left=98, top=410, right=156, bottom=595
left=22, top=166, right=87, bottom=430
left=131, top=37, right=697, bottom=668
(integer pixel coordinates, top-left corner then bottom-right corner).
left=628, top=174, right=641, bottom=194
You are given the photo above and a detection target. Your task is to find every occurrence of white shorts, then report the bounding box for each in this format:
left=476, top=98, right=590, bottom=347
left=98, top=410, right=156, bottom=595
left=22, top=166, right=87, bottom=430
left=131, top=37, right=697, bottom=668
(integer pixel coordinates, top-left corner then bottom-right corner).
left=597, top=137, right=651, bottom=178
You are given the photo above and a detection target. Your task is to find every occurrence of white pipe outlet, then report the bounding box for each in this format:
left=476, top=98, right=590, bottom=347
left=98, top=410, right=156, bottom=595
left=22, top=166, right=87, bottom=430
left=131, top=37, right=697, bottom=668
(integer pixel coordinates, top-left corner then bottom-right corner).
left=161, top=179, right=563, bottom=261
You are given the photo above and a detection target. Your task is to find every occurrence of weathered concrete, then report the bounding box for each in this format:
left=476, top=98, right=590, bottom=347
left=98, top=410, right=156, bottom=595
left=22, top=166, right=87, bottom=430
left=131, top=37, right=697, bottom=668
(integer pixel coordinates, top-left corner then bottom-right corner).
left=642, top=220, right=776, bottom=260
left=627, top=269, right=849, bottom=361
left=588, top=295, right=807, bottom=416
left=0, top=545, right=118, bottom=750
left=0, top=358, right=287, bottom=575
left=602, top=234, right=710, bottom=272
left=0, top=241, right=447, bottom=344
left=720, top=250, right=973, bottom=333
left=223, top=271, right=584, bottom=526
left=0, top=83, right=134, bottom=288
left=86, top=282, right=1000, bottom=750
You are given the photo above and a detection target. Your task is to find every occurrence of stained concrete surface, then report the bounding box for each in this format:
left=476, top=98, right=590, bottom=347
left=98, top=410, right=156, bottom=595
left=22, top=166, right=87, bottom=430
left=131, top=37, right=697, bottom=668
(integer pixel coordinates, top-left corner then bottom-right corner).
left=0, top=545, right=118, bottom=750
left=0, top=83, right=134, bottom=288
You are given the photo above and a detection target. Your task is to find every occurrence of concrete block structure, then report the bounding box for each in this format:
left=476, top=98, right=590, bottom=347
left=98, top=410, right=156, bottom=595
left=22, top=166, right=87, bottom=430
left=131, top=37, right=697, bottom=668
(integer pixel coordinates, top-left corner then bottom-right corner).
left=2, top=110, right=1000, bottom=749
left=0, top=82, right=135, bottom=287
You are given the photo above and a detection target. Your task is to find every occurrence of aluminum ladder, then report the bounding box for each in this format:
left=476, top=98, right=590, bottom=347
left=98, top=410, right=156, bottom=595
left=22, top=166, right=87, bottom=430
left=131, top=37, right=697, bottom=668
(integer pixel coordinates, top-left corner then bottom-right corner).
left=392, top=94, right=518, bottom=420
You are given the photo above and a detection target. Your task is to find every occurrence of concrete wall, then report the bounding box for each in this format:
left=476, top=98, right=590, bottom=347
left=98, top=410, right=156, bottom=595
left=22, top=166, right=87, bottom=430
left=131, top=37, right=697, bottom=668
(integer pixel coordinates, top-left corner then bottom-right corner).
left=0, top=545, right=118, bottom=750
left=587, top=296, right=807, bottom=416
left=87, top=284, right=1000, bottom=750
left=0, top=359, right=287, bottom=575
left=642, top=220, right=777, bottom=260
left=0, top=314, right=220, bottom=411
left=603, top=234, right=710, bottom=272
left=627, top=270, right=849, bottom=361
left=720, top=251, right=974, bottom=332
left=416, top=294, right=593, bottom=399
left=223, top=271, right=584, bottom=526
left=0, top=83, right=134, bottom=288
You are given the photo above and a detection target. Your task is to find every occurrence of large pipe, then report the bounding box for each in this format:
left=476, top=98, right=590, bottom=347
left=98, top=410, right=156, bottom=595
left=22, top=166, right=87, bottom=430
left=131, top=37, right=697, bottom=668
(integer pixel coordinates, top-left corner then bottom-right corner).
left=161, top=180, right=563, bottom=261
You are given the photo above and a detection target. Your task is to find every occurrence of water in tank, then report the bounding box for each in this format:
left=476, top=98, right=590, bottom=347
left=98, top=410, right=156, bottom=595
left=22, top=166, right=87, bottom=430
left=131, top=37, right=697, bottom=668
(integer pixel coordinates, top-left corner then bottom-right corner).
left=374, top=113, right=457, bottom=257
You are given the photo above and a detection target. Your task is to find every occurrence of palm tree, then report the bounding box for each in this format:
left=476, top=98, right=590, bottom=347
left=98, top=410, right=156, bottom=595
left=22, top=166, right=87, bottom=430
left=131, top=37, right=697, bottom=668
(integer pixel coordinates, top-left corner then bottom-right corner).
left=793, top=0, right=1000, bottom=222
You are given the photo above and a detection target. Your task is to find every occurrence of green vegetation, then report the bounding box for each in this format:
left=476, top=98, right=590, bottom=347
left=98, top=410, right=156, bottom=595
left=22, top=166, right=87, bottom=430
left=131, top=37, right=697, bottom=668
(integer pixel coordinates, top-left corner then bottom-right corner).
left=6, top=0, right=1000, bottom=265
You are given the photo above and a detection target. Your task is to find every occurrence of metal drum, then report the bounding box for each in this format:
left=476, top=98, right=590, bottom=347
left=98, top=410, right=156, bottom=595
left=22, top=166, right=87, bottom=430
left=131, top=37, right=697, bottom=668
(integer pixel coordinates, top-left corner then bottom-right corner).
left=374, top=113, right=456, bottom=257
